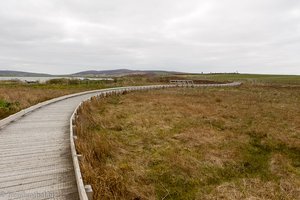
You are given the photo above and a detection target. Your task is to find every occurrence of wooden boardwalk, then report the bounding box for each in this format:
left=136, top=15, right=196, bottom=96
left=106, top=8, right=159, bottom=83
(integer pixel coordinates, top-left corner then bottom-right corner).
left=0, top=92, right=107, bottom=200
left=0, top=83, right=241, bottom=200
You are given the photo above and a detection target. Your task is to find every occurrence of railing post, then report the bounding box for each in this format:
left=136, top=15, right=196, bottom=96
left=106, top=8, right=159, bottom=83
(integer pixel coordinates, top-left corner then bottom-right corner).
left=73, top=125, right=77, bottom=136
left=77, top=154, right=82, bottom=161
left=85, top=185, right=93, bottom=200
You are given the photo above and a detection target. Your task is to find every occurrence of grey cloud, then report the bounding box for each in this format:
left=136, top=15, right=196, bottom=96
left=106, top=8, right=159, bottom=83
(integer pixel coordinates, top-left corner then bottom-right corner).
left=0, top=0, right=299, bottom=74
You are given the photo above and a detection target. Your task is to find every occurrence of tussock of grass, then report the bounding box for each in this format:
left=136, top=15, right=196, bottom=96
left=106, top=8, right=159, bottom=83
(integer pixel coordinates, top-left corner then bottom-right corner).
left=76, top=85, right=300, bottom=200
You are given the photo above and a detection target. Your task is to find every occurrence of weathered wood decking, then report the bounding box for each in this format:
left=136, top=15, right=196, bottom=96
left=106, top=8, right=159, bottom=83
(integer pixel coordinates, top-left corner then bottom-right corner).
left=0, top=92, right=108, bottom=200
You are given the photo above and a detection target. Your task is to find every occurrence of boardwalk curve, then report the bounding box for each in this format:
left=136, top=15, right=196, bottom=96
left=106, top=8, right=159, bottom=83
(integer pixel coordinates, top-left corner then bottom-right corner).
left=0, top=83, right=241, bottom=200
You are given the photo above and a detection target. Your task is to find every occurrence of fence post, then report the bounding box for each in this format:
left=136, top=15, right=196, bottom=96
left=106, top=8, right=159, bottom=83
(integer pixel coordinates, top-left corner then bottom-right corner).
left=85, top=185, right=93, bottom=200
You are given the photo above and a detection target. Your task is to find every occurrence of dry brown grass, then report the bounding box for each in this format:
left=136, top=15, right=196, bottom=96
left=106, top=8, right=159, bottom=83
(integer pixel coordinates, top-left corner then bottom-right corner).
left=76, top=85, right=300, bottom=200
left=0, top=79, right=121, bottom=119
left=0, top=75, right=172, bottom=120
left=0, top=86, right=82, bottom=119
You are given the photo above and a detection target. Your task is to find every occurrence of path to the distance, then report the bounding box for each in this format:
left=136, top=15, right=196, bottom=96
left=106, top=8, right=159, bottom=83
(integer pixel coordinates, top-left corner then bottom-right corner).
left=0, top=83, right=241, bottom=200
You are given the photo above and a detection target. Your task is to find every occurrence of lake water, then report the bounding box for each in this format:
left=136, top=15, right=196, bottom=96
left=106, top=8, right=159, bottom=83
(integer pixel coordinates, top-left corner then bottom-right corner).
left=0, top=77, right=114, bottom=83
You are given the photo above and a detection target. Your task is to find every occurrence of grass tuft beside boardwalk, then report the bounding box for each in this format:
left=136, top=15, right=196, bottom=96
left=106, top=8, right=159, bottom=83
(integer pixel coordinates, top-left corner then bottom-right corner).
left=75, top=85, right=300, bottom=200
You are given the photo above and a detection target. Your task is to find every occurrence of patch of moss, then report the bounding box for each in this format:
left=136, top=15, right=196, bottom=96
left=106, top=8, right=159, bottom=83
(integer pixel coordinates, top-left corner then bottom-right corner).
left=0, top=99, right=10, bottom=108
left=0, top=99, right=20, bottom=119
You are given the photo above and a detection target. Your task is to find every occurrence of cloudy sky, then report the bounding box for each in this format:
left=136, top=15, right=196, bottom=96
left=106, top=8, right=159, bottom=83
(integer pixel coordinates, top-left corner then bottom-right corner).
left=0, top=0, right=300, bottom=75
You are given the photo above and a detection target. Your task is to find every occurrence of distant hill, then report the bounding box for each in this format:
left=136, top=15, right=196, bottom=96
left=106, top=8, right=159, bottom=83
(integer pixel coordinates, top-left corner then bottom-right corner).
left=71, top=69, right=181, bottom=77
left=0, top=69, right=183, bottom=77
left=0, top=70, right=52, bottom=77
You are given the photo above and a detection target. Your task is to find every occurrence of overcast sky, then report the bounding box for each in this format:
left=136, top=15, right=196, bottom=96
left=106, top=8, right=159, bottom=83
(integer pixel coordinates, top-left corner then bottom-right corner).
left=0, top=0, right=300, bottom=75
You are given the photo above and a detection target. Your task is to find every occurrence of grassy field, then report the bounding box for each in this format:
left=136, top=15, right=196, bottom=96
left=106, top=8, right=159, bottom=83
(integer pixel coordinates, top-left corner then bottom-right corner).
left=75, top=84, right=300, bottom=200
left=1, top=74, right=299, bottom=199
left=1, top=74, right=300, bottom=120
left=0, top=79, right=108, bottom=119
left=177, top=73, right=300, bottom=85
left=0, top=76, right=165, bottom=119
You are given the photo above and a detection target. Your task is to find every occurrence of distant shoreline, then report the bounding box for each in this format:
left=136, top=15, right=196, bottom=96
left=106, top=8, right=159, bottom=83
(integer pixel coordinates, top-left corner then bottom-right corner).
left=0, top=76, right=114, bottom=83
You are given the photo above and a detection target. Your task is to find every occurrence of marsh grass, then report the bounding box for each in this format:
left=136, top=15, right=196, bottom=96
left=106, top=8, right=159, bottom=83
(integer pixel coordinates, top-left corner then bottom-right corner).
left=2, top=74, right=299, bottom=120
left=180, top=74, right=300, bottom=86
left=0, top=77, right=139, bottom=119
left=75, top=84, right=300, bottom=200
left=0, top=85, right=81, bottom=119
left=0, top=75, right=171, bottom=120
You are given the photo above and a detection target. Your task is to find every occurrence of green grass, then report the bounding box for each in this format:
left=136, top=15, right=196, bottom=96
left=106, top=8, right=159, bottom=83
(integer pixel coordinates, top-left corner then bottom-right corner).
left=178, top=73, right=300, bottom=85
left=0, top=99, right=9, bottom=108
left=0, top=99, right=20, bottom=118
